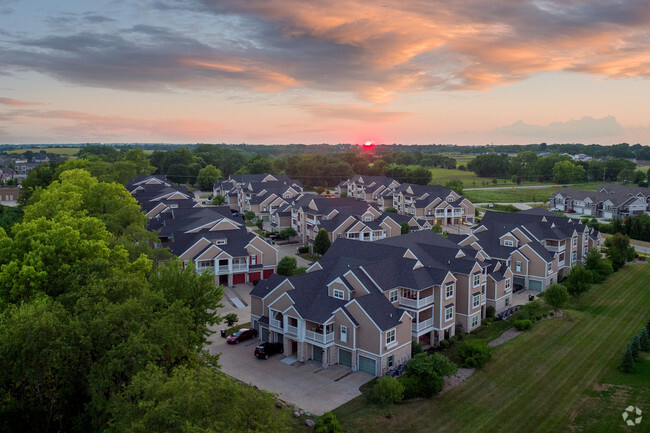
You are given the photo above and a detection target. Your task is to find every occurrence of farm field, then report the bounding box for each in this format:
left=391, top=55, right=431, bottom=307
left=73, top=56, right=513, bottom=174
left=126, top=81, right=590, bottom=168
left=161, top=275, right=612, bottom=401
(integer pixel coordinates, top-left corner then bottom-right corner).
left=328, top=263, right=650, bottom=433
left=464, top=182, right=608, bottom=203
left=4, top=146, right=80, bottom=156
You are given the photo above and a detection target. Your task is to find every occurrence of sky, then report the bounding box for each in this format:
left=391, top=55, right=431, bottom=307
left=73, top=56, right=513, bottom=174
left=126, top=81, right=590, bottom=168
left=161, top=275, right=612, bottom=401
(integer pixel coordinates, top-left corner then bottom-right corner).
left=1, top=0, right=650, bottom=145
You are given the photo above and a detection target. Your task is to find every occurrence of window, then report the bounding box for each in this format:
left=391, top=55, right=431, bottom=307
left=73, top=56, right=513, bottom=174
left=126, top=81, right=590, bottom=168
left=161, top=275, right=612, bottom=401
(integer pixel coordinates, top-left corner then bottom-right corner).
left=505, top=297, right=510, bottom=306
left=364, top=216, right=371, bottom=222
left=572, top=251, right=577, bottom=263
left=337, top=233, right=342, bottom=238
left=333, top=289, right=345, bottom=300
left=445, top=283, right=454, bottom=299
left=340, top=325, right=348, bottom=343
left=572, top=237, right=577, bottom=247
left=547, top=262, right=552, bottom=273
left=473, top=273, right=480, bottom=287
left=389, top=290, right=398, bottom=303
left=386, top=329, right=396, bottom=345
left=472, top=316, right=479, bottom=327
left=504, top=239, right=514, bottom=247
left=387, top=355, right=394, bottom=369
left=505, top=278, right=511, bottom=291
left=472, top=294, right=480, bottom=308
left=250, top=255, right=257, bottom=265
left=515, top=261, right=522, bottom=272
left=445, top=305, right=454, bottom=322
left=263, top=206, right=267, bottom=211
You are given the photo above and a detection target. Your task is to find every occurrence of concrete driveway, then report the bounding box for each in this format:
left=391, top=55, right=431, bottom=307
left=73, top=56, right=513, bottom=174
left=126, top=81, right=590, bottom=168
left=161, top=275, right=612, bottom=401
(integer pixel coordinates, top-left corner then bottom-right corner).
left=206, top=332, right=372, bottom=415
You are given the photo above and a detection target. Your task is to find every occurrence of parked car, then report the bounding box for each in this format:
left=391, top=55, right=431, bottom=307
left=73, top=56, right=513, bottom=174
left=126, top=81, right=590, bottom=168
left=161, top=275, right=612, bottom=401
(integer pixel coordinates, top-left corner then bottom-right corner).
left=226, top=328, right=258, bottom=344
left=254, top=342, right=284, bottom=359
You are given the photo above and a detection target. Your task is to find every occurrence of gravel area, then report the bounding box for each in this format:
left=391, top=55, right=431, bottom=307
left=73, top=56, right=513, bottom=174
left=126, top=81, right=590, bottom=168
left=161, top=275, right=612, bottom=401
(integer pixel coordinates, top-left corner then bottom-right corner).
left=488, top=327, right=522, bottom=347
left=440, top=368, right=475, bottom=395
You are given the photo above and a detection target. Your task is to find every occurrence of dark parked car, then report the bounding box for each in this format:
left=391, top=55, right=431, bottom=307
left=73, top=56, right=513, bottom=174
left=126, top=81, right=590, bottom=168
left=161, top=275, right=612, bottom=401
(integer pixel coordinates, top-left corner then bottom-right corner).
left=226, top=328, right=257, bottom=344
left=254, top=342, right=284, bottom=359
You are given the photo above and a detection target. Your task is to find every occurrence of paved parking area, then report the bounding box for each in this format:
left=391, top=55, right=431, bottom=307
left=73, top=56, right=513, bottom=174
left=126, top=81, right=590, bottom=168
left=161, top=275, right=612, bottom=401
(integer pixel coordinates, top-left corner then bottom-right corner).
left=206, top=332, right=373, bottom=415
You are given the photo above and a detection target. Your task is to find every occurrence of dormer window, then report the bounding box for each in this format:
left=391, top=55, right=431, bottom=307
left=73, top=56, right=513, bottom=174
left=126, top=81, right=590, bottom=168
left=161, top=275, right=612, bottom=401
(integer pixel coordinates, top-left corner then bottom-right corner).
left=215, top=239, right=227, bottom=245
left=504, top=240, right=514, bottom=247
left=364, top=216, right=371, bottom=222
left=333, top=289, right=345, bottom=300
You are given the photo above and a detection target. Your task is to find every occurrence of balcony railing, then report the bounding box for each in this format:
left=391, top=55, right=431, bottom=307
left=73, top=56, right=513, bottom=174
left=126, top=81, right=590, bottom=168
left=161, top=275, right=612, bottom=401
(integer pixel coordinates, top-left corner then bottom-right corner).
left=412, top=318, right=434, bottom=333
left=304, top=330, right=335, bottom=344
left=231, top=264, right=248, bottom=272
left=269, top=318, right=282, bottom=329
left=217, top=265, right=230, bottom=273
left=400, top=295, right=434, bottom=309
left=286, top=325, right=298, bottom=337
left=481, top=294, right=486, bottom=305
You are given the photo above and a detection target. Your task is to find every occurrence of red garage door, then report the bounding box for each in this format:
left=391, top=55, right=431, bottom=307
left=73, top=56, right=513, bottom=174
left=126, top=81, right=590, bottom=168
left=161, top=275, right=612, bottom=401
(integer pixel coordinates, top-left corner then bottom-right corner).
left=249, top=272, right=261, bottom=282
left=233, top=273, right=245, bottom=285
left=263, top=269, right=274, bottom=279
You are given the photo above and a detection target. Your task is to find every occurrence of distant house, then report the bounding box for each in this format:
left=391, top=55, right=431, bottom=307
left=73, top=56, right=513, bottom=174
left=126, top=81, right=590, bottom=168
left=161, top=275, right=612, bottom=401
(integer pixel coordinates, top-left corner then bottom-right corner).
left=550, top=184, right=650, bottom=219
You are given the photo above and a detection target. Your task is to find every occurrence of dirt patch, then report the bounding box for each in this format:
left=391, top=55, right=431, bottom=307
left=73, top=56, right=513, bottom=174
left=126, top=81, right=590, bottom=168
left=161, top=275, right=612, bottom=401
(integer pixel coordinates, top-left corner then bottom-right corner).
left=488, top=327, right=522, bottom=347
left=440, top=368, right=475, bottom=395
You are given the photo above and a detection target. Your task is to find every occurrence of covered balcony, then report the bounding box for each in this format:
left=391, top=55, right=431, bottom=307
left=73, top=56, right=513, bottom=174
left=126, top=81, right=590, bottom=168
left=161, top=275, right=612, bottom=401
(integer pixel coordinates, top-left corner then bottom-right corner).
left=304, top=322, right=335, bottom=345
left=400, top=287, right=434, bottom=309
left=411, top=308, right=434, bottom=335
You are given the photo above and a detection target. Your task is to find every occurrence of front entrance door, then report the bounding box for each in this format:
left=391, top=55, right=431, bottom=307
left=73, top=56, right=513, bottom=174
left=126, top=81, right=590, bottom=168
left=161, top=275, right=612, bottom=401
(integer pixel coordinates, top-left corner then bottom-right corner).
left=291, top=341, right=298, bottom=356
left=219, top=274, right=228, bottom=286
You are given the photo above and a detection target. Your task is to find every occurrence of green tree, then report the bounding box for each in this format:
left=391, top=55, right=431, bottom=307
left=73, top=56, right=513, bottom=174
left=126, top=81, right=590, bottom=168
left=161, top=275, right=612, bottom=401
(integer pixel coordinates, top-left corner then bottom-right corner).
left=564, top=265, right=593, bottom=301
left=552, top=160, right=585, bottom=184
left=584, top=248, right=613, bottom=282
left=211, top=195, right=225, bottom=206
left=631, top=335, right=641, bottom=360
left=604, top=233, right=636, bottom=270
left=458, top=339, right=492, bottom=368
left=279, top=227, right=297, bottom=239
left=244, top=211, right=256, bottom=221
left=544, top=284, right=569, bottom=312
left=639, top=328, right=649, bottom=352
left=277, top=256, right=298, bottom=276
left=620, top=344, right=634, bottom=372
left=432, top=224, right=443, bottom=234
left=195, top=165, right=223, bottom=191
left=373, top=376, right=404, bottom=415
left=314, top=412, right=342, bottom=433
left=444, top=179, right=464, bottom=195
left=223, top=313, right=238, bottom=327
left=255, top=219, right=264, bottom=230
left=313, top=229, right=331, bottom=256
left=400, top=222, right=410, bottom=234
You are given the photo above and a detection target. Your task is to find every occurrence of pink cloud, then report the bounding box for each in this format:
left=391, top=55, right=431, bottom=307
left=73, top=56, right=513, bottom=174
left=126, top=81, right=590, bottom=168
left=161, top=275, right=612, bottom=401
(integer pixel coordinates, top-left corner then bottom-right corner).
left=0, top=97, right=43, bottom=106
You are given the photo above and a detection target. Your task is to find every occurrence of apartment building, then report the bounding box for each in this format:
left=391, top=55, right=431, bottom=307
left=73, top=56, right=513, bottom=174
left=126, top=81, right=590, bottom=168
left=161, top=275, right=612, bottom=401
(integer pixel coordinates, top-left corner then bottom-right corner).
left=336, top=175, right=400, bottom=205
left=392, top=183, right=475, bottom=226
left=549, top=184, right=650, bottom=219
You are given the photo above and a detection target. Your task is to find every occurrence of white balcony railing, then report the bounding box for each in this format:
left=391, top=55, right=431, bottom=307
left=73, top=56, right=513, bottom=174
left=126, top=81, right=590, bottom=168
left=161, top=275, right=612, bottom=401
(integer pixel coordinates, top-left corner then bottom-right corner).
left=412, top=318, right=434, bottom=333
left=269, top=318, right=282, bottom=329
left=217, top=265, right=230, bottom=273
left=304, top=330, right=335, bottom=344
left=231, top=264, right=248, bottom=272
left=400, top=295, right=434, bottom=309
left=481, top=294, right=486, bottom=305
left=286, top=325, right=298, bottom=336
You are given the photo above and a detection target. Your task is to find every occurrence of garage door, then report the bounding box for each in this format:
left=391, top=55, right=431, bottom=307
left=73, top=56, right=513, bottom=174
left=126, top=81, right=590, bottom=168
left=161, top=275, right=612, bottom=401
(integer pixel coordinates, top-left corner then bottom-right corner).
left=312, top=346, right=323, bottom=363
left=261, top=327, right=269, bottom=342
left=513, top=276, right=525, bottom=289
left=358, top=355, right=376, bottom=375
left=603, top=212, right=613, bottom=219
left=233, top=273, right=245, bottom=284
left=529, top=279, right=543, bottom=292
left=263, top=269, right=274, bottom=279
left=583, top=209, right=592, bottom=216
left=249, top=272, right=261, bottom=282
left=339, top=348, right=352, bottom=367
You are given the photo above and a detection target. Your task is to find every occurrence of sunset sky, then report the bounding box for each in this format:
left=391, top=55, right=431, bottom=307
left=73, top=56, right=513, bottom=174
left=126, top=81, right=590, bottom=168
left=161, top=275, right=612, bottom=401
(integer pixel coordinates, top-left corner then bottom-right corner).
left=1, top=0, right=650, bottom=145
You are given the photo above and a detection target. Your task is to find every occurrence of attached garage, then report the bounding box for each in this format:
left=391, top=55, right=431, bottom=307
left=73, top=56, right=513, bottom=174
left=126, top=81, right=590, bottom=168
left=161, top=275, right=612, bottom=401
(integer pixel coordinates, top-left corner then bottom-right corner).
left=312, top=346, right=323, bottom=363
left=232, top=273, right=245, bottom=285
left=358, top=355, right=377, bottom=376
left=338, top=348, right=352, bottom=367
left=529, top=279, right=543, bottom=292
left=603, top=211, right=613, bottom=219
left=513, top=276, right=526, bottom=290
left=263, top=269, right=274, bottom=279
left=261, top=327, right=269, bottom=342
left=248, top=272, right=261, bottom=282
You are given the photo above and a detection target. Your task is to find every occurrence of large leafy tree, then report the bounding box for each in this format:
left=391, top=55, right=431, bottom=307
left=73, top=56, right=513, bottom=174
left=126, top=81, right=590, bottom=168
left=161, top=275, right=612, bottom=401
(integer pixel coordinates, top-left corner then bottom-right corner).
left=564, top=265, right=593, bottom=300
left=195, top=165, right=223, bottom=191
left=544, top=283, right=569, bottom=312
left=313, top=228, right=331, bottom=256
left=604, top=233, right=636, bottom=270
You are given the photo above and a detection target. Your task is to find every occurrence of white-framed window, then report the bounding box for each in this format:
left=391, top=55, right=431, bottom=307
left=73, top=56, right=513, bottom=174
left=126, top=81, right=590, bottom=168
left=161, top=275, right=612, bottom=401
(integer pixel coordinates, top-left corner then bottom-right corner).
left=505, top=297, right=510, bottom=306
left=572, top=237, right=577, bottom=247
left=386, top=329, right=396, bottom=345
left=333, top=289, right=345, bottom=300
left=472, top=294, right=480, bottom=308
left=340, top=325, right=348, bottom=343
left=389, top=289, right=398, bottom=303
left=364, top=216, right=371, bottom=222
left=515, top=261, right=522, bottom=272
left=337, top=233, right=342, bottom=238
left=572, top=251, right=577, bottom=263
left=445, top=305, right=454, bottom=321
left=473, top=273, right=480, bottom=287
left=387, top=355, right=394, bottom=369
left=472, top=316, right=479, bottom=327
left=250, top=255, right=257, bottom=265
left=263, top=206, right=267, bottom=211
left=504, top=239, right=514, bottom=247
left=445, top=283, right=454, bottom=299
left=505, top=278, right=511, bottom=291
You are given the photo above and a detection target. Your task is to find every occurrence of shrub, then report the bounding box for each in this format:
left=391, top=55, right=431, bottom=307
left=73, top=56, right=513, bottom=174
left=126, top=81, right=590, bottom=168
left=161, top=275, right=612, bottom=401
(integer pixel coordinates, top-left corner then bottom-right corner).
left=456, top=332, right=465, bottom=341
left=279, top=227, right=297, bottom=239
left=314, top=412, right=342, bottom=433
left=223, top=313, right=238, bottom=327
left=543, top=314, right=548, bottom=318
left=535, top=315, right=542, bottom=321
left=385, top=206, right=397, bottom=213
left=620, top=344, right=635, bottom=373
left=449, top=336, right=458, bottom=345
left=514, top=320, right=533, bottom=331
left=485, top=305, right=495, bottom=319
left=549, top=312, right=555, bottom=317
left=298, top=245, right=310, bottom=254
left=411, top=340, right=423, bottom=357
left=277, top=256, right=297, bottom=276
left=440, top=339, right=451, bottom=349
left=458, top=339, right=491, bottom=368
left=244, top=211, right=255, bottom=221
left=373, top=376, right=404, bottom=413
left=292, top=267, right=307, bottom=276
left=399, top=372, right=445, bottom=399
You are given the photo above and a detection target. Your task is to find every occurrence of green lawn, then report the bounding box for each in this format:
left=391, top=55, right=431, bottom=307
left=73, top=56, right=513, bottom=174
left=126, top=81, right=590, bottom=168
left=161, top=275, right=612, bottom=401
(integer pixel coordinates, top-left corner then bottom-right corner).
left=6, top=146, right=80, bottom=156
left=464, top=182, right=608, bottom=204
left=332, top=264, right=650, bottom=433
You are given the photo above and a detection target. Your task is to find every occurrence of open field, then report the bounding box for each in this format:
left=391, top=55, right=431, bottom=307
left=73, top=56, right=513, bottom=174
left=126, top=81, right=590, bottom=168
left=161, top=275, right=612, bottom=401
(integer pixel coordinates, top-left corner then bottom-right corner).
left=464, top=182, right=608, bottom=203
left=5, top=146, right=80, bottom=156
left=426, top=167, right=556, bottom=189
left=328, top=263, right=650, bottom=433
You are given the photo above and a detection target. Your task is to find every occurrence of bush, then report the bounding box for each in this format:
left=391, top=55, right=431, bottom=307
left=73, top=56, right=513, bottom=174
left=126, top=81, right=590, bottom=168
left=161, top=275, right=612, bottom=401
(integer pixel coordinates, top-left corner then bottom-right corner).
left=514, top=319, right=533, bottom=331
left=279, top=227, right=297, bottom=239
left=298, top=245, right=310, bottom=254
left=458, top=339, right=491, bottom=368
left=535, top=315, right=542, bottom=321
left=399, top=373, right=444, bottom=399
left=314, top=412, right=342, bottom=433
left=411, top=340, right=423, bottom=357
left=277, top=256, right=297, bottom=276
left=513, top=300, right=542, bottom=321
left=385, top=206, right=397, bottom=213
left=373, top=376, right=404, bottom=412
left=223, top=313, right=238, bottom=327
left=449, top=336, right=458, bottom=345
left=440, top=339, right=451, bottom=349
left=549, top=312, right=554, bottom=317
left=292, top=267, right=307, bottom=275
left=244, top=211, right=255, bottom=221
left=485, top=305, right=495, bottom=319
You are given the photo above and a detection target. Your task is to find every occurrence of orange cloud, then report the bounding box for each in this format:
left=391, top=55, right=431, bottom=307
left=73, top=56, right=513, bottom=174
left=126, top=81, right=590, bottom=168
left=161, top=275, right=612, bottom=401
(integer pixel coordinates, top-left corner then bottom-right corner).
left=0, top=97, right=43, bottom=106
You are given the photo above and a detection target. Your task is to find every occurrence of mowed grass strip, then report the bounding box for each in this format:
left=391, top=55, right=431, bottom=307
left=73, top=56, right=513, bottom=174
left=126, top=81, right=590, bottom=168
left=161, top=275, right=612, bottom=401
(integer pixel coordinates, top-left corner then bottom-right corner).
left=334, top=264, right=650, bottom=433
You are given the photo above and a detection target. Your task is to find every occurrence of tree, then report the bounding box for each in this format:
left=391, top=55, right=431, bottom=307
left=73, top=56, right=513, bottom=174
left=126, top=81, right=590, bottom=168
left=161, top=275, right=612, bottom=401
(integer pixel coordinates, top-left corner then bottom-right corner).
left=211, top=195, right=225, bottom=206
left=639, top=328, right=649, bottom=352
left=279, top=227, right=297, bottom=239
left=277, top=256, right=297, bottom=276
left=255, top=219, right=264, bottom=230
left=373, top=376, right=404, bottom=415
left=620, top=344, right=634, bottom=372
left=604, top=233, right=636, bottom=270
left=314, top=412, right=342, bottom=433
left=400, top=222, right=410, bottom=234
left=340, top=191, right=348, bottom=198
left=223, top=313, right=238, bottom=327
left=444, top=179, right=464, bottom=195
left=552, top=160, right=585, bottom=184
left=584, top=248, right=613, bottom=282
left=564, top=265, right=593, bottom=301
left=244, top=211, right=256, bottom=221
left=313, top=229, right=331, bottom=256
left=631, top=335, right=641, bottom=360
left=195, top=165, right=223, bottom=191
left=458, top=339, right=492, bottom=368
left=402, top=353, right=456, bottom=398
left=432, top=224, right=443, bottom=234
left=544, top=284, right=569, bottom=312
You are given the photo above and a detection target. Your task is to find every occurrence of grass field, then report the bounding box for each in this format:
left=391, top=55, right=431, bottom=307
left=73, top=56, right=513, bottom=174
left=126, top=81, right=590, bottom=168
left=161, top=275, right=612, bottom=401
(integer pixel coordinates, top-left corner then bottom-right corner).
left=5, top=146, right=80, bottom=156
left=464, top=182, right=608, bottom=204
left=328, top=263, right=650, bottom=433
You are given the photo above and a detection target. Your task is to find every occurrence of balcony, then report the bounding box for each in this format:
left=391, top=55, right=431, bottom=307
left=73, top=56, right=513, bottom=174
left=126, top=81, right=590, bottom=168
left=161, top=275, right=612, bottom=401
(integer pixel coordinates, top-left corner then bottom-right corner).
left=231, top=264, right=248, bottom=272
left=400, top=295, right=434, bottom=309
left=286, top=324, right=298, bottom=337
left=217, top=265, right=230, bottom=274
left=269, top=318, right=282, bottom=329
left=481, top=294, right=486, bottom=305
left=412, top=318, right=434, bottom=333
left=305, top=330, right=335, bottom=344
left=545, top=244, right=566, bottom=252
